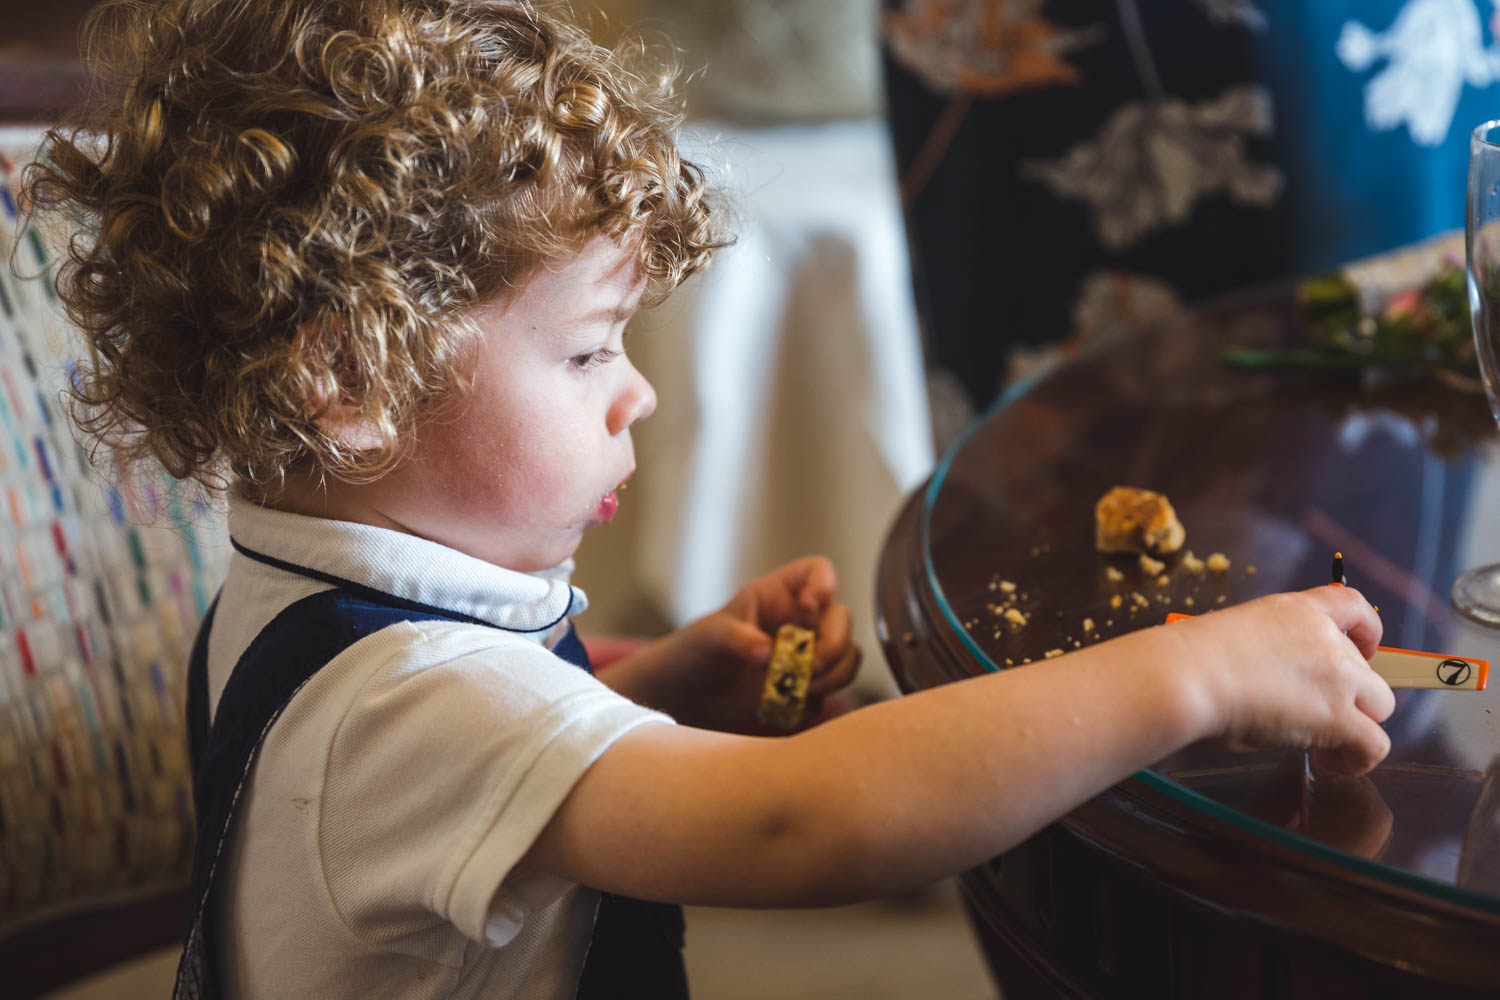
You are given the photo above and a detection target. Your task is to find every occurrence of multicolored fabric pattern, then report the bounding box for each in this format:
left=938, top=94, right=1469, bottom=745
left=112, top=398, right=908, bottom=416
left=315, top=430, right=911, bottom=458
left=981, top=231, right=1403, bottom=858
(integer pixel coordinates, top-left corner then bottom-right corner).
left=0, top=148, right=228, bottom=938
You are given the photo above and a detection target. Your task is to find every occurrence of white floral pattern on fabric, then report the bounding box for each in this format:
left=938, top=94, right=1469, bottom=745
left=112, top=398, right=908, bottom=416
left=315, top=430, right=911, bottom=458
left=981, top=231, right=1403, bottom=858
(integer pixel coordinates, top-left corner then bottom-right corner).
left=1070, top=269, right=1183, bottom=342
left=1005, top=271, right=1183, bottom=389
left=1023, top=85, right=1284, bottom=250
left=1194, top=0, right=1267, bottom=32
left=1337, top=0, right=1500, bottom=147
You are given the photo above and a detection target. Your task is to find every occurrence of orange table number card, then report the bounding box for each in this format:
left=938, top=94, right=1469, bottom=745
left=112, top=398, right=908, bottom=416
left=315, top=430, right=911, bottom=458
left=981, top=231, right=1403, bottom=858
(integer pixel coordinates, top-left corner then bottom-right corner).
left=1164, top=613, right=1489, bottom=692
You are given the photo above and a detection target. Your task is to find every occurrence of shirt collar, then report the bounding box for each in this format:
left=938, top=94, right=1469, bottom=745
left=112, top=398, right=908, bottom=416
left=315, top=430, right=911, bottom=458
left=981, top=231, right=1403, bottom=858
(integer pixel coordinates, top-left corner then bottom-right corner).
left=227, top=489, right=587, bottom=635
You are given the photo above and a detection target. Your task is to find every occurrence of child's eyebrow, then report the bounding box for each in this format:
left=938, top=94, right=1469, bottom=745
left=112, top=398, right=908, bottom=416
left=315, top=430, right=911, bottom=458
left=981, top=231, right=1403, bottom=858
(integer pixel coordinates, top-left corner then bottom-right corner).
left=573, top=304, right=637, bottom=325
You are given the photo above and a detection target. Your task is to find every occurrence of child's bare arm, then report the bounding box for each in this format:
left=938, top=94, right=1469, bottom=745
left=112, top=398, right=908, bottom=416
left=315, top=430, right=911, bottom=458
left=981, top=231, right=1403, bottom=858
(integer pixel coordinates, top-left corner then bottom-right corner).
left=523, top=586, right=1389, bottom=907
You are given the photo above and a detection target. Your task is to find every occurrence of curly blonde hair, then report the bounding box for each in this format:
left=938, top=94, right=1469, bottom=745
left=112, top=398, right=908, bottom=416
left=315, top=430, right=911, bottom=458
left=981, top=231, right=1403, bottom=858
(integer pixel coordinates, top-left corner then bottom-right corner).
left=23, top=0, right=724, bottom=494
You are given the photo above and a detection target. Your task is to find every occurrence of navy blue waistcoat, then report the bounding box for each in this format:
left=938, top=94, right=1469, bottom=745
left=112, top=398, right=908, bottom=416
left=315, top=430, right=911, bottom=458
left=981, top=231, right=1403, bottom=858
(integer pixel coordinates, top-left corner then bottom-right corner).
left=172, top=565, right=687, bottom=999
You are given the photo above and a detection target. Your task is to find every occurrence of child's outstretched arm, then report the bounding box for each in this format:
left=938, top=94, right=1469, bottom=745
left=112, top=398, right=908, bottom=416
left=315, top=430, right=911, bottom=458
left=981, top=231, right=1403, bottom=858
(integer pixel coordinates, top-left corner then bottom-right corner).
left=525, top=585, right=1390, bottom=909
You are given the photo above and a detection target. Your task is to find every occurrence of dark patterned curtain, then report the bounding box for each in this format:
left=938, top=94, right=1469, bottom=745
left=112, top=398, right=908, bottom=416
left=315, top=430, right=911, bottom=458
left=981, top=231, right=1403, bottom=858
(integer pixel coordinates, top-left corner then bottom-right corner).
left=883, top=0, right=1500, bottom=407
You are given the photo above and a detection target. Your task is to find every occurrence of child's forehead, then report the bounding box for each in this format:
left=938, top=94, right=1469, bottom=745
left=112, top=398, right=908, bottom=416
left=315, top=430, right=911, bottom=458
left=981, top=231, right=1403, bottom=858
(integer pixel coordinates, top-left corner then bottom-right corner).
left=485, top=237, right=646, bottom=321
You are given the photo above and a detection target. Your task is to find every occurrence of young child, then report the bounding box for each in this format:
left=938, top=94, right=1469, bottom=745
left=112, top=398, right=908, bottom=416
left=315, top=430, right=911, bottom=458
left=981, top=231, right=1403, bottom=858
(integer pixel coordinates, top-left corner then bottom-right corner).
left=25, top=1, right=1394, bottom=998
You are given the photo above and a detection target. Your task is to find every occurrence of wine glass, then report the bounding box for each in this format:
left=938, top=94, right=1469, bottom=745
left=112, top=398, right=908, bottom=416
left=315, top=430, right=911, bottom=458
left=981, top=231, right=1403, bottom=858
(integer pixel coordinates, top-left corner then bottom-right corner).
left=1454, top=119, right=1500, bottom=625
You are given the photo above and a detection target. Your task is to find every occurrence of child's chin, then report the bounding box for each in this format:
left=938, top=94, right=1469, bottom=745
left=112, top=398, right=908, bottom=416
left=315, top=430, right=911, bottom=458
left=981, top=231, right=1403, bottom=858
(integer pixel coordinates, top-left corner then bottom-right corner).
left=464, top=532, right=582, bottom=573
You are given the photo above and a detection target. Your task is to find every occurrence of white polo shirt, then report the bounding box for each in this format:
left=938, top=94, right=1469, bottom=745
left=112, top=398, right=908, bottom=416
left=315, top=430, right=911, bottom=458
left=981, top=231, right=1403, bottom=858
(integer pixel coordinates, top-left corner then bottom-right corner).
left=205, top=492, right=673, bottom=1000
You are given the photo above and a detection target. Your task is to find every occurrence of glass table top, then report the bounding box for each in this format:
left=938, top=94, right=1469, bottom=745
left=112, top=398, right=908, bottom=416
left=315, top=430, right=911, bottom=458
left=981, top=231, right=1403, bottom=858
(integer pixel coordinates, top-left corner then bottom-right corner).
left=920, top=289, right=1500, bottom=912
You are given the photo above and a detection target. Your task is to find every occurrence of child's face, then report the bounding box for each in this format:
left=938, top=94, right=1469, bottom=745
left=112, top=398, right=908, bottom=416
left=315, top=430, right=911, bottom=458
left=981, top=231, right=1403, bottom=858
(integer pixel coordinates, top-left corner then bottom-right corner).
left=361, top=236, right=656, bottom=571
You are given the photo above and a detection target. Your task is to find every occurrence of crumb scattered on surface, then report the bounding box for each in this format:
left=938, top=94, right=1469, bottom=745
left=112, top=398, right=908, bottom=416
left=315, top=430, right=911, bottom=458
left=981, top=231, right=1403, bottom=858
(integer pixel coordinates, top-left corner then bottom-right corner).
left=1131, top=592, right=1149, bottom=609
left=1110, top=594, right=1123, bottom=608
left=1180, top=551, right=1205, bottom=574
left=1105, top=566, right=1125, bottom=583
left=1105, top=619, right=1113, bottom=626
left=1005, top=658, right=1013, bottom=666
left=1043, top=648, right=1064, bottom=659
left=1216, top=595, right=1226, bottom=604
left=1139, top=554, right=1165, bottom=576
left=1246, top=565, right=1256, bottom=575
left=1156, top=574, right=1170, bottom=587
left=999, top=580, right=1017, bottom=593
left=1206, top=552, right=1231, bottom=572
left=1184, top=596, right=1194, bottom=607
left=1003, top=608, right=1028, bottom=627
left=1072, top=640, right=1081, bottom=648
left=1082, top=617, right=1095, bottom=633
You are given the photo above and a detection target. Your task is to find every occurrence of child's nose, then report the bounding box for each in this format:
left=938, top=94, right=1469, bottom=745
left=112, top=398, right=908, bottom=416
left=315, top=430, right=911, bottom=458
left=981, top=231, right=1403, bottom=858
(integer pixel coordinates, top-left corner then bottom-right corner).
left=607, top=364, right=656, bottom=435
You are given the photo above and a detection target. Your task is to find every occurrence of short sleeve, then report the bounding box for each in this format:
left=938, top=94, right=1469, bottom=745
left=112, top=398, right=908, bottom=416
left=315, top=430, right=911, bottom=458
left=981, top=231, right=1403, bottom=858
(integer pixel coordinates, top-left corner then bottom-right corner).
left=313, top=621, right=672, bottom=952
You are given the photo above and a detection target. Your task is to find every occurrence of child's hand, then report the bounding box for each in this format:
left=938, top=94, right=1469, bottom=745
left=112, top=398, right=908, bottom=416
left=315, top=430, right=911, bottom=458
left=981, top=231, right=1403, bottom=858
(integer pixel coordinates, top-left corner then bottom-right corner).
left=665, top=556, right=861, bottom=732
left=1168, top=585, right=1394, bottom=775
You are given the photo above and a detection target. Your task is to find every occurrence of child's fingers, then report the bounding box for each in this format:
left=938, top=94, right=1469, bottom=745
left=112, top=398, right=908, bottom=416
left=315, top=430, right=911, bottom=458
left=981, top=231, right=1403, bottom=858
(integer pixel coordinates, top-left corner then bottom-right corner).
left=810, top=643, right=861, bottom=696
left=724, top=617, right=772, bottom=667
left=783, top=556, right=838, bottom=618
left=812, top=602, right=852, bottom=666
left=1312, top=711, right=1392, bottom=777
left=1353, top=667, right=1396, bottom=724
left=1302, top=584, right=1383, bottom=658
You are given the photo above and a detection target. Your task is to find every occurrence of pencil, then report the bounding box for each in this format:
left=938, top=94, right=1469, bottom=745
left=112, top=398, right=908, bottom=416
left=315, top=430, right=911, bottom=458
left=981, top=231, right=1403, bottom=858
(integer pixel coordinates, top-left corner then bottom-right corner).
left=1331, top=551, right=1345, bottom=587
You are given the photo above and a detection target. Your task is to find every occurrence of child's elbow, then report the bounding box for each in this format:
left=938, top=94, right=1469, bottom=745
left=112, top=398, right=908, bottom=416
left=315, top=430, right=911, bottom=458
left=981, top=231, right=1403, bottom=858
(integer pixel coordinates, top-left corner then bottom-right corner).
left=743, top=776, right=908, bottom=908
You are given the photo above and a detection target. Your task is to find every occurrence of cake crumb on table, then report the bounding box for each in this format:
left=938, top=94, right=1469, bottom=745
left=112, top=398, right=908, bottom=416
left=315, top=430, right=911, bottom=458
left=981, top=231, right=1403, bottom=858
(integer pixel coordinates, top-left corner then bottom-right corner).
left=1106, top=566, right=1125, bottom=583
left=1043, top=648, right=1064, bottom=659
left=1094, top=485, right=1185, bottom=555
left=1139, top=553, right=1165, bottom=576
left=1206, top=552, right=1231, bottom=572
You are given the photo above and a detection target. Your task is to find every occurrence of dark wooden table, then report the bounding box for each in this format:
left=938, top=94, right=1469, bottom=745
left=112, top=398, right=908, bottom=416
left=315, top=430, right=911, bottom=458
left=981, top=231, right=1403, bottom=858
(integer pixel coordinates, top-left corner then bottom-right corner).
left=876, top=286, right=1500, bottom=998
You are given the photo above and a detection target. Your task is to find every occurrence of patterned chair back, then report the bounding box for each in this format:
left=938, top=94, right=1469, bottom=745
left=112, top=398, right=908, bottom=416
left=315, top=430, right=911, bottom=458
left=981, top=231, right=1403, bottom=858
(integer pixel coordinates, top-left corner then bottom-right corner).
left=0, top=138, right=227, bottom=996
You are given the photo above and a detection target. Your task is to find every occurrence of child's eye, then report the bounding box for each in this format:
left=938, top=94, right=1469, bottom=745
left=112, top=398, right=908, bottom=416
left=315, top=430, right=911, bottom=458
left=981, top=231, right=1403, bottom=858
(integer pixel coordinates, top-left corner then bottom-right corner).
left=567, top=348, right=621, bottom=372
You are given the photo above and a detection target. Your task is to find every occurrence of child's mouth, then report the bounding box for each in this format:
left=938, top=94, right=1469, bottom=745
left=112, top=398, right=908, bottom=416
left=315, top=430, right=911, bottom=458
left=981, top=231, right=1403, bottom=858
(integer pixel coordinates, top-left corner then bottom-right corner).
left=597, top=488, right=620, bottom=524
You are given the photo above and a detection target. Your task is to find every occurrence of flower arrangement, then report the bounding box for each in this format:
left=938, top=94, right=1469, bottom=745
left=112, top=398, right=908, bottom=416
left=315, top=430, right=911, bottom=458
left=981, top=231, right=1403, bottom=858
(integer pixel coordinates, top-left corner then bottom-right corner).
left=1224, top=265, right=1481, bottom=391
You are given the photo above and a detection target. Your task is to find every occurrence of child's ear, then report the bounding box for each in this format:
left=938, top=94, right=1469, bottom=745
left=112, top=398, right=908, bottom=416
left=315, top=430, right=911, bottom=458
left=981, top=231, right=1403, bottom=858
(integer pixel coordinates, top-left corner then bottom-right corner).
left=315, top=401, right=386, bottom=452
left=293, top=319, right=385, bottom=452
